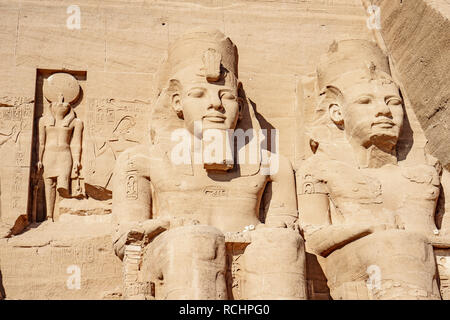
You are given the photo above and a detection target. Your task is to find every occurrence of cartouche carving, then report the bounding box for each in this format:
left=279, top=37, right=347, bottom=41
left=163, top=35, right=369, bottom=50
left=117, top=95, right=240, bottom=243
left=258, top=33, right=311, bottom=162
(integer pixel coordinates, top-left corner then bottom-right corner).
left=112, top=28, right=306, bottom=300
left=38, top=73, right=84, bottom=221
left=297, top=40, right=442, bottom=300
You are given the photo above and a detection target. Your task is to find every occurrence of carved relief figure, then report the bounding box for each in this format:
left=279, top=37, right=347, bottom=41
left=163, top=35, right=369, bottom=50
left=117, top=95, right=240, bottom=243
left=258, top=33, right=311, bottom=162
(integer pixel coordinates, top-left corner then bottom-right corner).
left=87, top=116, right=139, bottom=198
left=0, top=126, right=17, bottom=147
left=38, top=73, right=84, bottom=221
left=0, top=127, right=15, bottom=220
left=297, top=40, right=442, bottom=299
left=112, top=28, right=306, bottom=300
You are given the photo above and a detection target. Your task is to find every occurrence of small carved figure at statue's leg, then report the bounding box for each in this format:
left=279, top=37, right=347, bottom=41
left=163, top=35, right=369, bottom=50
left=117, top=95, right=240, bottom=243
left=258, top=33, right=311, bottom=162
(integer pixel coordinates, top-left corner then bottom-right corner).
left=44, top=178, right=56, bottom=221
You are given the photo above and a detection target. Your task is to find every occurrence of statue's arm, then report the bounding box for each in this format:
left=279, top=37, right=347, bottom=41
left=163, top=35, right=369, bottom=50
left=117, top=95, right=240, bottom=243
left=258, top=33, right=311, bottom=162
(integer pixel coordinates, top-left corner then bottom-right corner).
left=266, top=155, right=298, bottom=228
left=112, top=146, right=162, bottom=259
left=299, top=218, right=375, bottom=257
left=70, top=118, right=83, bottom=166
left=37, top=118, right=46, bottom=165
left=296, top=163, right=380, bottom=257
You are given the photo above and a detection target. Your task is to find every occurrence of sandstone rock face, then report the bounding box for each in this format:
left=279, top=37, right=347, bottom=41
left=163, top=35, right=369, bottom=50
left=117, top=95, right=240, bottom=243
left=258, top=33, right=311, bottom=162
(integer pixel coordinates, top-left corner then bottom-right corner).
left=0, top=215, right=122, bottom=299
left=0, top=0, right=448, bottom=300
left=369, top=0, right=450, bottom=169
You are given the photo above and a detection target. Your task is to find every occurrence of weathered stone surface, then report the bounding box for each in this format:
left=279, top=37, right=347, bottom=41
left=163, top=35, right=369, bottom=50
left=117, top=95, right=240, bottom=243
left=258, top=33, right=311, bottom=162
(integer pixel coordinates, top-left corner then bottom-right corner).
left=369, top=0, right=450, bottom=169
left=0, top=0, right=448, bottom=301
left=0, top=215, right=122, bottom=299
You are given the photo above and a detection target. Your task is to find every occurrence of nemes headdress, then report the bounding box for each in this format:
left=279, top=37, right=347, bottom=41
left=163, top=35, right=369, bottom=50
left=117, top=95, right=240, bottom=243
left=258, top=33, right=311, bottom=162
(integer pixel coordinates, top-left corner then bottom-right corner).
left=152, top=28, right=241, bottom=143
left=157, top=27, right=239, bottom=91
left=308, top=40, right=395, bottom=155
left=317, top=39, right=392, bottom=93
left=151, top=28, right=261, bottom=176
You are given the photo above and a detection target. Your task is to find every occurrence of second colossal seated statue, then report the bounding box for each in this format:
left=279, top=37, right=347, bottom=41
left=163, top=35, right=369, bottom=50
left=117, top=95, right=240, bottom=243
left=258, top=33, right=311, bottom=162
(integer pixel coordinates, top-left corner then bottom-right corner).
left=297, top=40, right=442, bottom=300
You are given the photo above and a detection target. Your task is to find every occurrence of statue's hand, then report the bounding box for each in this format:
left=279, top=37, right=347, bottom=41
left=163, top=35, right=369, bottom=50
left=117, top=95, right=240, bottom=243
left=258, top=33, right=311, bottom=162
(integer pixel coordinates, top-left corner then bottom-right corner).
left=112, top=223, right=146, bottom=260
left=264, top=215, right=298, bottom=230
left=140, top=217, right=199, bottom=243
left=72, top=160, right=81, bottom=177
left=37, top=161, right=43, bottom=171
left=141, top=218, right=170, bottom=242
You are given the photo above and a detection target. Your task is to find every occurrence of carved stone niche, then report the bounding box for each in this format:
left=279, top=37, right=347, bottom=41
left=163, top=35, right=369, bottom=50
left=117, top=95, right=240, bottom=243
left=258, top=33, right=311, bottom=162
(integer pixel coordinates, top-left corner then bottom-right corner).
left=30, top=70, right=86, bottom=223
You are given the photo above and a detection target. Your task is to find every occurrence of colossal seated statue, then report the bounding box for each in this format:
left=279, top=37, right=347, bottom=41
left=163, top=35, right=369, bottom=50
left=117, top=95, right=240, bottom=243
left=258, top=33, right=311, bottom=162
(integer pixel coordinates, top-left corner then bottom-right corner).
left=297, top=40, right=443, bottom=300
left=111, top=28, right=306, bottom=300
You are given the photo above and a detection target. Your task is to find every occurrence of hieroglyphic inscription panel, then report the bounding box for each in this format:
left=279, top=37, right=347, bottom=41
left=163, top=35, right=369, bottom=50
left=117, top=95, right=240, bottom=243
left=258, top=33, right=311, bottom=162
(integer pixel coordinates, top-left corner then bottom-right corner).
left=83, top=99, right=150, bottom=197
left=0, top=97, right=34, bottom=227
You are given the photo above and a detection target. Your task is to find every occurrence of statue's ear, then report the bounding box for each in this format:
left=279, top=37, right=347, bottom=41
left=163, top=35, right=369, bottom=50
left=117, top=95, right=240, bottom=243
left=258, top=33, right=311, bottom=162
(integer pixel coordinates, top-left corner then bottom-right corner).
left=329, top=104, right=343, bottom=127
left=168, top=79, right=183, bottom=119
left=325, top=86, right=344, bottom=128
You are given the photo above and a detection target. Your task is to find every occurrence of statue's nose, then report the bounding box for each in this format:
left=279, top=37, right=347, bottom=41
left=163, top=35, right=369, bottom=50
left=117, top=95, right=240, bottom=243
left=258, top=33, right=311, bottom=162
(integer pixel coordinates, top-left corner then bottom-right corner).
left=375, top=100, right=392, bottom=118
left=208, top=94, right=224, bottom=111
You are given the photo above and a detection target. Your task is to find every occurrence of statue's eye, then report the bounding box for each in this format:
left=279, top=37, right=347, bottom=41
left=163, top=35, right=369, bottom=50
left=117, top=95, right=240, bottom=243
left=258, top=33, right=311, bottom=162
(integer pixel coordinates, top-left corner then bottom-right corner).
left=188, top=89, right=205, bottom=98
left=356, top=97, right=372, bottom=104
left=220, top=92, right=236, bottom=100
left=386, top=97, right=402, bottom=106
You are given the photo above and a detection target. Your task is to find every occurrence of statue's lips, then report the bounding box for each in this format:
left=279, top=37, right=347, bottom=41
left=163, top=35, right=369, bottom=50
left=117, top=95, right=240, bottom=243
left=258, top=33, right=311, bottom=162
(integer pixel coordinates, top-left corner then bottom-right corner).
left=372, top=119, right=395, bottom=128
left=203, top=114, right=226, bottom=123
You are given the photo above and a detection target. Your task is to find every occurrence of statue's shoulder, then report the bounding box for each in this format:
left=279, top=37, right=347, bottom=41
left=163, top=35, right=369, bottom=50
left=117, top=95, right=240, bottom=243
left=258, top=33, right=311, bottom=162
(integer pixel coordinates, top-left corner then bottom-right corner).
left=296, top=152, right=361, bottom=188
left=400, top=163, right=441, bottom=187
left=71, top=117, right=83, bottom=127
left=296, top=154, right=331, bottom=195
left=296, top=153, right=332, bottom=177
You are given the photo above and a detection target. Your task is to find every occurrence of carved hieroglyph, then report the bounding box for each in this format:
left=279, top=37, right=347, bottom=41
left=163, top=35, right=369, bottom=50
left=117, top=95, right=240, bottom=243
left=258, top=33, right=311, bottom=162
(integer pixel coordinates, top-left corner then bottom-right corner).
left=38, top=73, right=84, bottom=221
left=297, top=40, right=444, bottom=300
left=111, top=28, right=306, bottom=300
left=0, top=96, right=33, bottom=233
left=83, top=99, right=147, bottom=200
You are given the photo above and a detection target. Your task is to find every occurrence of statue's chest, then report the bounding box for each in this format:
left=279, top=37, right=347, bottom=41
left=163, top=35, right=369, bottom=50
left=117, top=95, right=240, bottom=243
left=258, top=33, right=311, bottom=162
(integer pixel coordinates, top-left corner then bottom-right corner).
left=150, top=166, right=268, bottom=199
left=45, top=127, right=73, bottom=145
left=46, top=126, right=73, bottom=137
left=327, top=164, right=440, bottom=209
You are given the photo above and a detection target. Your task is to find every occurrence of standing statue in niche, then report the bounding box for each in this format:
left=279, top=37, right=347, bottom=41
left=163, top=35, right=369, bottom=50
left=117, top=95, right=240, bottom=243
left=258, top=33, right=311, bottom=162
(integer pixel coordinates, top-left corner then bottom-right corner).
left=112, top=28, right=306, bottom=300
left=38, top=73, right=84, bottom=221
left=296, top=40, right=442, bottom=299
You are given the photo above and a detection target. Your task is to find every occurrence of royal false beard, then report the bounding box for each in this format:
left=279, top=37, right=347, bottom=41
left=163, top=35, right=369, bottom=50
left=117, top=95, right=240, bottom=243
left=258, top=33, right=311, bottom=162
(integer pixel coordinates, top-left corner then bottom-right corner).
left=201, top=127, right=234, bottom=172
